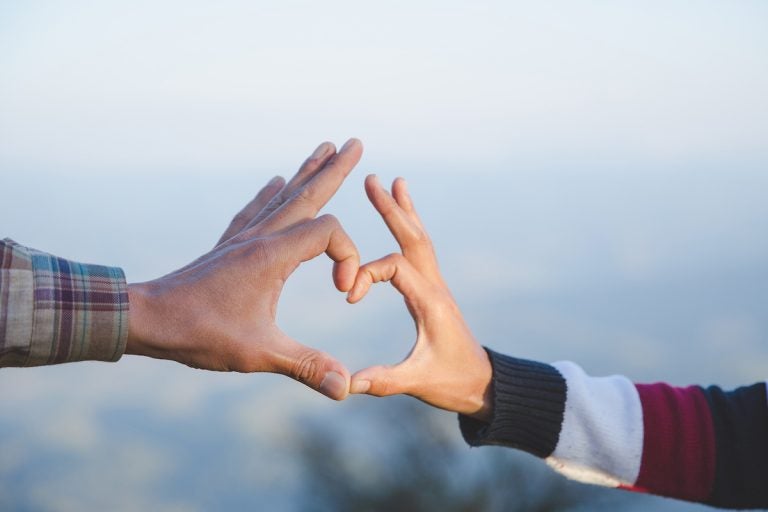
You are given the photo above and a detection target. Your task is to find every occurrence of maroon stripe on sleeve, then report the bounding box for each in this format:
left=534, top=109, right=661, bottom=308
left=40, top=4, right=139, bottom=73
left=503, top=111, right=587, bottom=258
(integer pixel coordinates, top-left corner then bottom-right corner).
left=634, top=383, right=716, bottom=502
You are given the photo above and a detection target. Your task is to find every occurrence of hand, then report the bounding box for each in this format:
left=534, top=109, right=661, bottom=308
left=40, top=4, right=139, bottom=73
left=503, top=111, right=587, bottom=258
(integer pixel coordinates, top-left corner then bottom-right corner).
left=347, top=175, right=493, bottom=420
left=125, top=139, right=363, bottom=400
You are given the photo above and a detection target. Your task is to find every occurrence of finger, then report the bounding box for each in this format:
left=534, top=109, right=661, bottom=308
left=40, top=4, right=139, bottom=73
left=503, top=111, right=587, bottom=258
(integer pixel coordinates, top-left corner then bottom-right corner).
left=245, top=141, right=336, bottom=230
left=391, top=177, right=427, bottom=231
left=276, top=214, right=360, bottom=292
left=390, top=177, right=445, bottom=283
left=346, top=253, right=429, bottom=306
left=274, top=335, right=351, bottom=401
left=257, top=138, right=363, bottom=234
left=216, top=176, right=285, bottom=246
left=349, top=363, right=409, bottom=396
left=365, top=174, right=439, bottom=277
left=365, top=174, right=422, bottom=242
left=282, top=141, right=337, bottom=196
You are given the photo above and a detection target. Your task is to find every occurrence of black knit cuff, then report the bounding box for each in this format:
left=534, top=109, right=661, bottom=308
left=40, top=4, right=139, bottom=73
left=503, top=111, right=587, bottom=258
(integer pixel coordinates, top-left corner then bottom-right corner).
left=458, top=348, right=566, bottom=458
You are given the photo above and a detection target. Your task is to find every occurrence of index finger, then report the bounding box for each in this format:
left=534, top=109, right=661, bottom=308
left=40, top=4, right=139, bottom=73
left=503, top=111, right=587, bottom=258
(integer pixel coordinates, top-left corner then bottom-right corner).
left=275, top=213, right=360, bottom=293
left=365, top=174, right=441, bottom=280
left=256, top=138, right=363, bottom=234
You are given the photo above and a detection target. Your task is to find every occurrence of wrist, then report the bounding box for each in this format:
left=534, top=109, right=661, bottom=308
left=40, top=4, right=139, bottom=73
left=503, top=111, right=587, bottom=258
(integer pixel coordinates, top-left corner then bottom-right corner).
left=126, top=281, right=164, bottom=359
left=466, top=346, right=494, bottom=422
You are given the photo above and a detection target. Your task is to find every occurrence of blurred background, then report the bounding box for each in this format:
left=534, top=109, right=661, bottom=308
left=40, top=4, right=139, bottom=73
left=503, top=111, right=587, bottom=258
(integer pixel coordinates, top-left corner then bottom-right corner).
left=1, top=1, right=767, bottom=510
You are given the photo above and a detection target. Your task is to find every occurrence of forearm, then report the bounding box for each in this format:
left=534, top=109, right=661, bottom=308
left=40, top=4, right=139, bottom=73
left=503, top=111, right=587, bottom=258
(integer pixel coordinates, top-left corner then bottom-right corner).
left=460, top=349, right=768, bottom=509
left=0, top=238, right=128, bottom=366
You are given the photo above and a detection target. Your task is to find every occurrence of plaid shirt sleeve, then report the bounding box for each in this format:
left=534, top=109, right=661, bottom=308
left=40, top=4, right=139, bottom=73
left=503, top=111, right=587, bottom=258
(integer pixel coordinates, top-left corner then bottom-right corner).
left=0, top=238, right=128, bottom=367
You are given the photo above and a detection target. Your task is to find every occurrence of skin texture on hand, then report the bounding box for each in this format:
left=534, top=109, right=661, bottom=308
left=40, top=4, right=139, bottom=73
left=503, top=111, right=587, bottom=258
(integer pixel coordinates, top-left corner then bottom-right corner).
left=125, top=139, right=363, bottom=400
left=347, top=175, right=494, bottom=421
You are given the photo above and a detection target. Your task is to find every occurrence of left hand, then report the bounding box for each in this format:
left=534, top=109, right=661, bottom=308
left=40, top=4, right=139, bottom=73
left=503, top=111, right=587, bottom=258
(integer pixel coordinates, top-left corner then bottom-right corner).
left=347, top=175, right=493, bottom=420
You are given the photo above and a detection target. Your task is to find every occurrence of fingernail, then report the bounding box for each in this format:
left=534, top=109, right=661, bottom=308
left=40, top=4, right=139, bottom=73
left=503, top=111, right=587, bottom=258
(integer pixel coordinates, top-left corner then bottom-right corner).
left=319, top=371, right=347, bottom=399
left=340, top=138, right=357, bottom=152
left=346, top=283, right=358, bottom=302
left=310, top=142, right=331, bottom=159
left=350, top=379, right=371, bottom=394
left=268, top=176, right=282, bottom=186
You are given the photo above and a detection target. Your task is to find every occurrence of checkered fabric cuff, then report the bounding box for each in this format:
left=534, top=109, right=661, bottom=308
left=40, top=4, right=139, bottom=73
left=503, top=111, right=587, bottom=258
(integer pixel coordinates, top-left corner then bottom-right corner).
left=1, top=238, right=129, bottom=366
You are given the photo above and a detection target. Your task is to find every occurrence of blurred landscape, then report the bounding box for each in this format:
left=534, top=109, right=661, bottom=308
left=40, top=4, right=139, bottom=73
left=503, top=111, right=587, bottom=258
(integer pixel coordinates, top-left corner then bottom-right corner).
left=1, top=1, right=767, bottom=510
left=1, top=166, right=766, bottom=511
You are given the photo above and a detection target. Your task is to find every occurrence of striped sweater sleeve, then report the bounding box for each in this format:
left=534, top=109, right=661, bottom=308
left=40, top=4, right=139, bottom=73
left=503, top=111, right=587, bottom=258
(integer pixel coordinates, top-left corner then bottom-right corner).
left=0, top=238, right=129, bottom=366
left=459, top=349, right=768, bottom=509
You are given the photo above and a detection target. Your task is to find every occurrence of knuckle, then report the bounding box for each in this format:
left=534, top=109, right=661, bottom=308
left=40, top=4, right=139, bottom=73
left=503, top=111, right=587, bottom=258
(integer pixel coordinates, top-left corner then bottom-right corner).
left=379, top=379, right=395, bottom=397
left=362, top=265, right=377, bottom=284
left=384, top=253, right=406, bottom=274
left=265, top=193, right=285, bottom=211
left=318, top=213, right=338, bottom=224
left=290, top=351, right=322, bottom=384
left=385, top=252, right=403, bottom=264
left=243, top=238, right=277, bottom=267
left=372, top=372, right=397, bottom=397
left=413, top=229, right=432, bottom=246
left=295, top=184, right=317, bottom=204
left=316, top=213, right=340, bottom=230
left=231, top=210, right=249, bottom=224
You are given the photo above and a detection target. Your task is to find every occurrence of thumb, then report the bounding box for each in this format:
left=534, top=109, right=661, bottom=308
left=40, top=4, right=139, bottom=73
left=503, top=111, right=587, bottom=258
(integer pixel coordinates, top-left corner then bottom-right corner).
left=275, top=336, right=351, bottom=401
left=350, top=363, right=410, bottom=397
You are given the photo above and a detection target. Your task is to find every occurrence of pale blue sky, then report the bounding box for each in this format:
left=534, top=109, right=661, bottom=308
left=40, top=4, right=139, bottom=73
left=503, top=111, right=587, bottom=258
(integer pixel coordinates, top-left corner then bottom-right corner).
left=1, top=1, right=767, bottom=174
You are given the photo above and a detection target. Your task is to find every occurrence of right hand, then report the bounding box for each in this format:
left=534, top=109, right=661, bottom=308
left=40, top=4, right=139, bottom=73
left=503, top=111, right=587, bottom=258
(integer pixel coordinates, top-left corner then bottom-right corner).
left=126, top=139, right=363, bottom=401
left=348, top=175, right=494, bottom=420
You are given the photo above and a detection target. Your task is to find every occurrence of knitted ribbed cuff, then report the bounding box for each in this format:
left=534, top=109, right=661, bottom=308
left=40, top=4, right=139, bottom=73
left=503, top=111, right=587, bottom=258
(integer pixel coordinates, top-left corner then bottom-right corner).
left=458, top=348, right=566, bottom=458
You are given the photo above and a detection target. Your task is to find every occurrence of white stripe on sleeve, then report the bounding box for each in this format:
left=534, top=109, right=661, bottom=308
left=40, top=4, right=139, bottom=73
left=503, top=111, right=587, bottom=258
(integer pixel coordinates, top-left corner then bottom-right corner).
left=546, top=361, right=644, bottom=487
